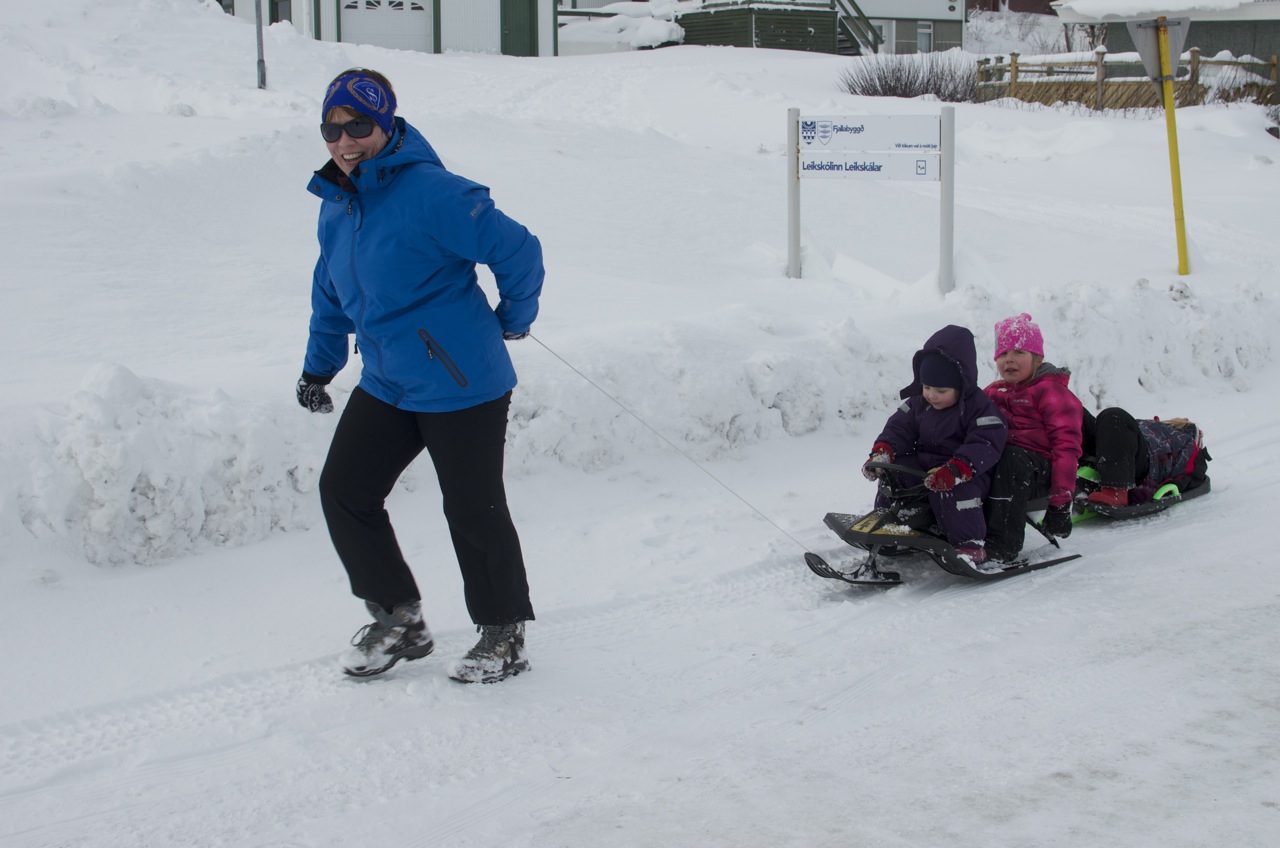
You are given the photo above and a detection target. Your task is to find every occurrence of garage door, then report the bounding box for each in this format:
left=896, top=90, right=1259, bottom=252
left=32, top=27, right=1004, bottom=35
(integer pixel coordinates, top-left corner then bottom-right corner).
left=341, top=1, right=433, bottom=52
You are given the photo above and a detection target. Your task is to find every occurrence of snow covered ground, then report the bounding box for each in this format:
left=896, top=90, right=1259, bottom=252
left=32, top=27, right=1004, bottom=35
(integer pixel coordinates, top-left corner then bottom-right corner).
left=1, top=2, right=1278, bottom=846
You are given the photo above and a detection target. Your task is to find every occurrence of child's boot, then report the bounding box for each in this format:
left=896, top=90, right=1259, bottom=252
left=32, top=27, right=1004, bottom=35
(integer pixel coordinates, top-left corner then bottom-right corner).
left=1087, top=487, right=1129, bottom=507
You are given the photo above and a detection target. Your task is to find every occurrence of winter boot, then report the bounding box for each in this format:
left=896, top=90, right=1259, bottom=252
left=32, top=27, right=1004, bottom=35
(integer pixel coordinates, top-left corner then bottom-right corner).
left=955, top=545, right=989, bottom=565
left=449, top=622, right=529, bottom=684
left=1087, top=487, right=1129, bottom=507
left=341, top=600, right=435, bottom=678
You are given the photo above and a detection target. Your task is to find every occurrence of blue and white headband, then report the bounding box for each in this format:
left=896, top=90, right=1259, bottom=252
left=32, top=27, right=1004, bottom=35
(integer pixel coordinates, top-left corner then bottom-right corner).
left=322, top=72, right=397, bottom=137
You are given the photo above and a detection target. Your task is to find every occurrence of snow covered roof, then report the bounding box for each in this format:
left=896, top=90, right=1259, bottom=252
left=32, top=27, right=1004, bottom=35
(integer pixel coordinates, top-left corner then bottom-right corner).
left=1053, top=0, right=1280, bottom=23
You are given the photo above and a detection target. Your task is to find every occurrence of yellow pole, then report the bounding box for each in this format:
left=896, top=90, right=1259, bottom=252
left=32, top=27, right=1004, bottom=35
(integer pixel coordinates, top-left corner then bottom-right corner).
left=1157, top=17, right=1190, bottom=274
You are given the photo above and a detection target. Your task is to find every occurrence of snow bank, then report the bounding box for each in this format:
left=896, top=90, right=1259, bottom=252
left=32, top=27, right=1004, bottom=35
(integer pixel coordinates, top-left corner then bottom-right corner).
left=8, top=268, right=1262, bottom=567
left=558, top=1, right=687, bottom=53
left=7, top=365, right=326, bottom=567
left=2, top=0, right=1276, bottom=572
left=506, top=315, right=898, bottom=472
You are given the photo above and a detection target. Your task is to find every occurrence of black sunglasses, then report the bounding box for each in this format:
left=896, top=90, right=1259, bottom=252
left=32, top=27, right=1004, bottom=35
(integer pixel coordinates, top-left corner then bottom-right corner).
left=320, top=117, right=376, bottom=143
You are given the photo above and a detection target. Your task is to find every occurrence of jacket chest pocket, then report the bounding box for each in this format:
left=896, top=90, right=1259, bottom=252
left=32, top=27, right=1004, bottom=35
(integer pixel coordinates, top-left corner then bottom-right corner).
left=417, top=328, right=469, bottom=388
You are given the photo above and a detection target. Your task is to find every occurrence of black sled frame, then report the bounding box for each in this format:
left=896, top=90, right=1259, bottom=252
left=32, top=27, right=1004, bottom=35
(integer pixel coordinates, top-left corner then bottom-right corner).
left=1077, top=477, right=1211, bottom=520
left=805, top=462, right=1080, bottom=586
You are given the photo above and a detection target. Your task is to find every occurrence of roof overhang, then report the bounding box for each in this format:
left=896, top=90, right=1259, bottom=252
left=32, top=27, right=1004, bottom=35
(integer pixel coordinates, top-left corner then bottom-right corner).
left=1052, top=1, right=1280, bottom=24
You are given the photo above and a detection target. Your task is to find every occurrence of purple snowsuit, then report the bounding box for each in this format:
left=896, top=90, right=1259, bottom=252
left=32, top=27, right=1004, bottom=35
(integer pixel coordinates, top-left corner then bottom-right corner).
left=872, top=325, right=1008, bottom=547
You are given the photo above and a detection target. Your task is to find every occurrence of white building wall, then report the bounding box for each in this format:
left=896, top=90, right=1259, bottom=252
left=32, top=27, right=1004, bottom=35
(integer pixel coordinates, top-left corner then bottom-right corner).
left=320, top=1, right=339, bottom=42
left=340, top=1, right=433, bottom=52
left=869, top=19, right=897, bottom=54
left=231, top=0, right=318, bottom=37
left=440, top=0, right=500, bottom=53
left=856, top=1, right=965, bottom=22
left=540, top=0, right=557, bottom=56
left=231, top=1, right=557, bottom=57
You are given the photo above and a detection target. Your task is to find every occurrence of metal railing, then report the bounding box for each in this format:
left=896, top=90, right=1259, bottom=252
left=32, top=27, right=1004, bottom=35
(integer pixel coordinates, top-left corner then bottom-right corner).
left=833, top=0, right=882, bottom=54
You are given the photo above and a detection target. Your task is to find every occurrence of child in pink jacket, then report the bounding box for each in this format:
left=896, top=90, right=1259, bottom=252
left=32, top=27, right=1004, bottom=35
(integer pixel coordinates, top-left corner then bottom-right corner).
left=982, top=313, right=1083, bottom=561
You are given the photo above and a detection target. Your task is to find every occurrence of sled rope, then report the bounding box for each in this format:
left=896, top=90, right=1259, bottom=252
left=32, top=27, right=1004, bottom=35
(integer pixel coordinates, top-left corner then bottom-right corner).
left=529, top=334, right=809, bottom=551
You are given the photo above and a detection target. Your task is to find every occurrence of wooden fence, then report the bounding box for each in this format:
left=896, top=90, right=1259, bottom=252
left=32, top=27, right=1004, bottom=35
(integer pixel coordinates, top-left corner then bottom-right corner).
left=977, top=49, right=1279, bottom=109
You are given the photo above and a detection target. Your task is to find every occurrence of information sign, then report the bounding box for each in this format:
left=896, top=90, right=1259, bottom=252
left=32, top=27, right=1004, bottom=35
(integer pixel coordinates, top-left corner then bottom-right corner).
left=799, top=152, right=941, bottom=181
left=799, top=115, right=941, bottom=153
left=787, top=108, right=955, bottom=291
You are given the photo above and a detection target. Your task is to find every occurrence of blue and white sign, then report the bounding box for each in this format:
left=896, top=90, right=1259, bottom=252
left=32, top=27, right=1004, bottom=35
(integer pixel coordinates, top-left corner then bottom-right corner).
left=799, top=151, right=940, bottom=181
left=799, top=115, right=940, bottom=154
left=787, top=107, right=956, bottom=291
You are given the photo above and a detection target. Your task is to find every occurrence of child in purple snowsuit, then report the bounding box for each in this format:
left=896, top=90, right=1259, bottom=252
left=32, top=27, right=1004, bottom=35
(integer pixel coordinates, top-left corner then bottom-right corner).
left=861, top=325, right=1009, bottom=563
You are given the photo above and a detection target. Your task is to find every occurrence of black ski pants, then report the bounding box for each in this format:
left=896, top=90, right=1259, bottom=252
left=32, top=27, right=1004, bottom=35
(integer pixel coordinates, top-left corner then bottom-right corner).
left=983, top=446, right=1051, bottom=560
left=318, top=387, right=533, bottom=625
left=1082, top=407, right=1149, bottom=489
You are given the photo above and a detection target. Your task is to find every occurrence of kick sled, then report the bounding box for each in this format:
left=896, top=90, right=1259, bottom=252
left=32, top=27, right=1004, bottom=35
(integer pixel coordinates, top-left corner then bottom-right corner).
left=804, top=461, right=1080, bottom=587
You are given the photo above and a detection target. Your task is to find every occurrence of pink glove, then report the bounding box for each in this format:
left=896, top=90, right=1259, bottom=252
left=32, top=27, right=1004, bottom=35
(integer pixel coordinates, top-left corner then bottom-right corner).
left=861, top=442, right=894, bottom=481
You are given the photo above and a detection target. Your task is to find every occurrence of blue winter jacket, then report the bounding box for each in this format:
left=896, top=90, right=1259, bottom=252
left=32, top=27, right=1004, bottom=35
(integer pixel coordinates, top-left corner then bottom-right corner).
left=874, top=324, right=1008, bottom=476
left=304, top=117, right=544, bottom=412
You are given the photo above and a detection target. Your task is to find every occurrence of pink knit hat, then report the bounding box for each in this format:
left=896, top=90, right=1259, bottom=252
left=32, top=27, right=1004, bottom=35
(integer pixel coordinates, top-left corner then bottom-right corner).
left=993, top=313, right=1044, bottom=360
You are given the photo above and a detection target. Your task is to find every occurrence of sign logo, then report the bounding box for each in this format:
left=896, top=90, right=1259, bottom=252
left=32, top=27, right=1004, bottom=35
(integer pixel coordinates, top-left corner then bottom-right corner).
left=800, top=120, right=835, bottom=146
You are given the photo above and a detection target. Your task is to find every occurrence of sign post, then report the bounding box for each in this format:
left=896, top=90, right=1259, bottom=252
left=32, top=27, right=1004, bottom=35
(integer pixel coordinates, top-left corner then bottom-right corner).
left=939, top=107, right=956, bottom=293
left=255, top=0, right=267, bottom=90
left=1128, top=16, right=1190, bottom=274
left=787, top=108, right=801, bottom=279
left=787, top=107, right=956, bottom=292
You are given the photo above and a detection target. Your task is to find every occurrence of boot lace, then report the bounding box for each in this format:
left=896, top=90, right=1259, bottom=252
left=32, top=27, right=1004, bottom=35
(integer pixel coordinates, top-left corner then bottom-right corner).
left=465, top=625, right=512, bottom=658
left=350, top=621, right=392, bottom=651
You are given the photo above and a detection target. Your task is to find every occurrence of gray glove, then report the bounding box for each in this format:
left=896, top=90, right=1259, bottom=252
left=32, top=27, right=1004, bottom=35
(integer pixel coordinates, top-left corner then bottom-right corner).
left=296, top=372, right=334, bottom=414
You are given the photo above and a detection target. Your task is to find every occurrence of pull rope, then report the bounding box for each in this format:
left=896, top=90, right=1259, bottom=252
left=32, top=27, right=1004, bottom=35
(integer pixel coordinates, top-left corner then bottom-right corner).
left=528, top=333, right=810, bottom=552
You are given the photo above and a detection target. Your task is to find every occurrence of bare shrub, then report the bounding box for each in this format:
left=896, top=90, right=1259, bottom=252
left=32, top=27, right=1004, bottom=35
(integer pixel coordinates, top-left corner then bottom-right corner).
left=839, top=50, right=978, bottom=103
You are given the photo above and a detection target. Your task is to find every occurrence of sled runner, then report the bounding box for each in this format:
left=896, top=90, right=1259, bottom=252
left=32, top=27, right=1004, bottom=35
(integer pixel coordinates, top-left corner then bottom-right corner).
left=805, top=462, right=1080, bottom=586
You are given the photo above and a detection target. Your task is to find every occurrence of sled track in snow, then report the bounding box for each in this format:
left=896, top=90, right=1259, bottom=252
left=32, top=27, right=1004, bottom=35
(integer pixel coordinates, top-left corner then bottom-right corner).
left=0, top=547, right=1083, bottom=847
left=405, top=553, right=1087, bottom=847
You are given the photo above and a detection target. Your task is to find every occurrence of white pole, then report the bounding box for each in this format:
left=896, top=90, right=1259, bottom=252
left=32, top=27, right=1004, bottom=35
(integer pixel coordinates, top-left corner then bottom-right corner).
left=786, top=108, right=801, bottom=278
left=938, top=106, right=955, bottom=294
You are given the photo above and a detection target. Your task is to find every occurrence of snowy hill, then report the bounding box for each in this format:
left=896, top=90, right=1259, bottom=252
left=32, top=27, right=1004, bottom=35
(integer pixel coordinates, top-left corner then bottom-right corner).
left=1, top=2, right=1278, bottom=846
